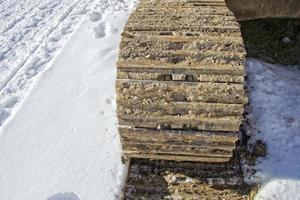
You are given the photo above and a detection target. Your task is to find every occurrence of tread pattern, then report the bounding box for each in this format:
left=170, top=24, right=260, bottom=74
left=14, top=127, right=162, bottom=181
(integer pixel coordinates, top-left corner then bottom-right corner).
left=116, top=0, right=247, bottom=162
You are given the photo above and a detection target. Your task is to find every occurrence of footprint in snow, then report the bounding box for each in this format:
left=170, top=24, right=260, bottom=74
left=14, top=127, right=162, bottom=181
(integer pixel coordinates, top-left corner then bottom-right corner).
left=89, top=12, right=102, bottom=22
left=93, top=22, right=118, bottom=39
left=110, top=27, right=119, bottom=34
left=105, top=97, right=112, bottom=105
left=93, top=22, right=107, bottom=39
left=47, top=192, right=80, bottom=200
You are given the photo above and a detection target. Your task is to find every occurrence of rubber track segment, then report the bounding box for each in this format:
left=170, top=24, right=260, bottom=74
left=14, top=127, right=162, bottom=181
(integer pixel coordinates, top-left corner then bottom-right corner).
left=116, top=0, right=247, bottom=162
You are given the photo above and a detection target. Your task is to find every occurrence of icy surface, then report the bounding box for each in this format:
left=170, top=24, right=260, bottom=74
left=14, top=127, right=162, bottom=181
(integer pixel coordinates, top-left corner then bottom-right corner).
left=245, top=59, right=300, bottom=200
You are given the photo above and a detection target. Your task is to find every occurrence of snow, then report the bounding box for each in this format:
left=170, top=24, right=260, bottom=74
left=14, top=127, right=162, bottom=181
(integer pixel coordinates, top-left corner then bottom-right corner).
left=0, top=0, right=97, bottom=127
left=245, top=59, right=300, bottom=199
left=0, top=0, right=137, bottom=199
left=0, top=0, right=299, bottom=199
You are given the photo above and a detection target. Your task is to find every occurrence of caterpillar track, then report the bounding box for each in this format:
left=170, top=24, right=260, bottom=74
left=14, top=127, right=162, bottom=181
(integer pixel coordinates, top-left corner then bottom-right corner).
left=116, top=0, right=249, bottom=198
left=116, top=0, right=247, bottom=162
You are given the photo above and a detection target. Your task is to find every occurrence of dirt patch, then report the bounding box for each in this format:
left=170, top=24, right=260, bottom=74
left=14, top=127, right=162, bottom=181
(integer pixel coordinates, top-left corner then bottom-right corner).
left=124, top=152, right=258, bottom=200
left=240, top=18, right=300, bottom=66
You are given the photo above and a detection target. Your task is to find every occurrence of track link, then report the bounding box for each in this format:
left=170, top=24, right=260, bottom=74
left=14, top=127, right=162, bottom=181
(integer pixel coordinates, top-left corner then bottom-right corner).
left=116, top=0, right=247, bottom=162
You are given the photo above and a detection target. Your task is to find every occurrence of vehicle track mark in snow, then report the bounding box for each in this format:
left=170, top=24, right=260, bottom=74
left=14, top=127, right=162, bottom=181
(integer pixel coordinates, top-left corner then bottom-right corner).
left=0, top=1, right=61, bottom=36
left=0, top=0, right=96, bottom=127
left=0, top=0, right=82, bottom=91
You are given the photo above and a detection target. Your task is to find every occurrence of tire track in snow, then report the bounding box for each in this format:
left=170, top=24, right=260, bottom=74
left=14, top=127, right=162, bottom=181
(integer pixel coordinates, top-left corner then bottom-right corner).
left=0, top=1, right=62, bottom=35
left=0, top=0, right=39, bottom=29
left=0, top=0, right=83, bottom=92
left=0, top=0, right=96, bottom=126
left=0, top=1, right=64, bottom=65
left=0, top=0, right=69, bottom=73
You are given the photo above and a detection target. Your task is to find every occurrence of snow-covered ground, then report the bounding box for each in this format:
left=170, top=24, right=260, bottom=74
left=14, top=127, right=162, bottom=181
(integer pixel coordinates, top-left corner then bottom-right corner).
left=0, top=0, right=299, bottom=199
left=245, top=59, right=300, bottom=199
left=0, top=0, right=108, bottom=127
left=0, top=0, right=137, bottom=199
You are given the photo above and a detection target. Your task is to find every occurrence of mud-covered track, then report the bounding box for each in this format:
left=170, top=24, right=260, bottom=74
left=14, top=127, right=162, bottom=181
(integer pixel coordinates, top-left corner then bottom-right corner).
left=116, top=0, right=247, bottom=162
